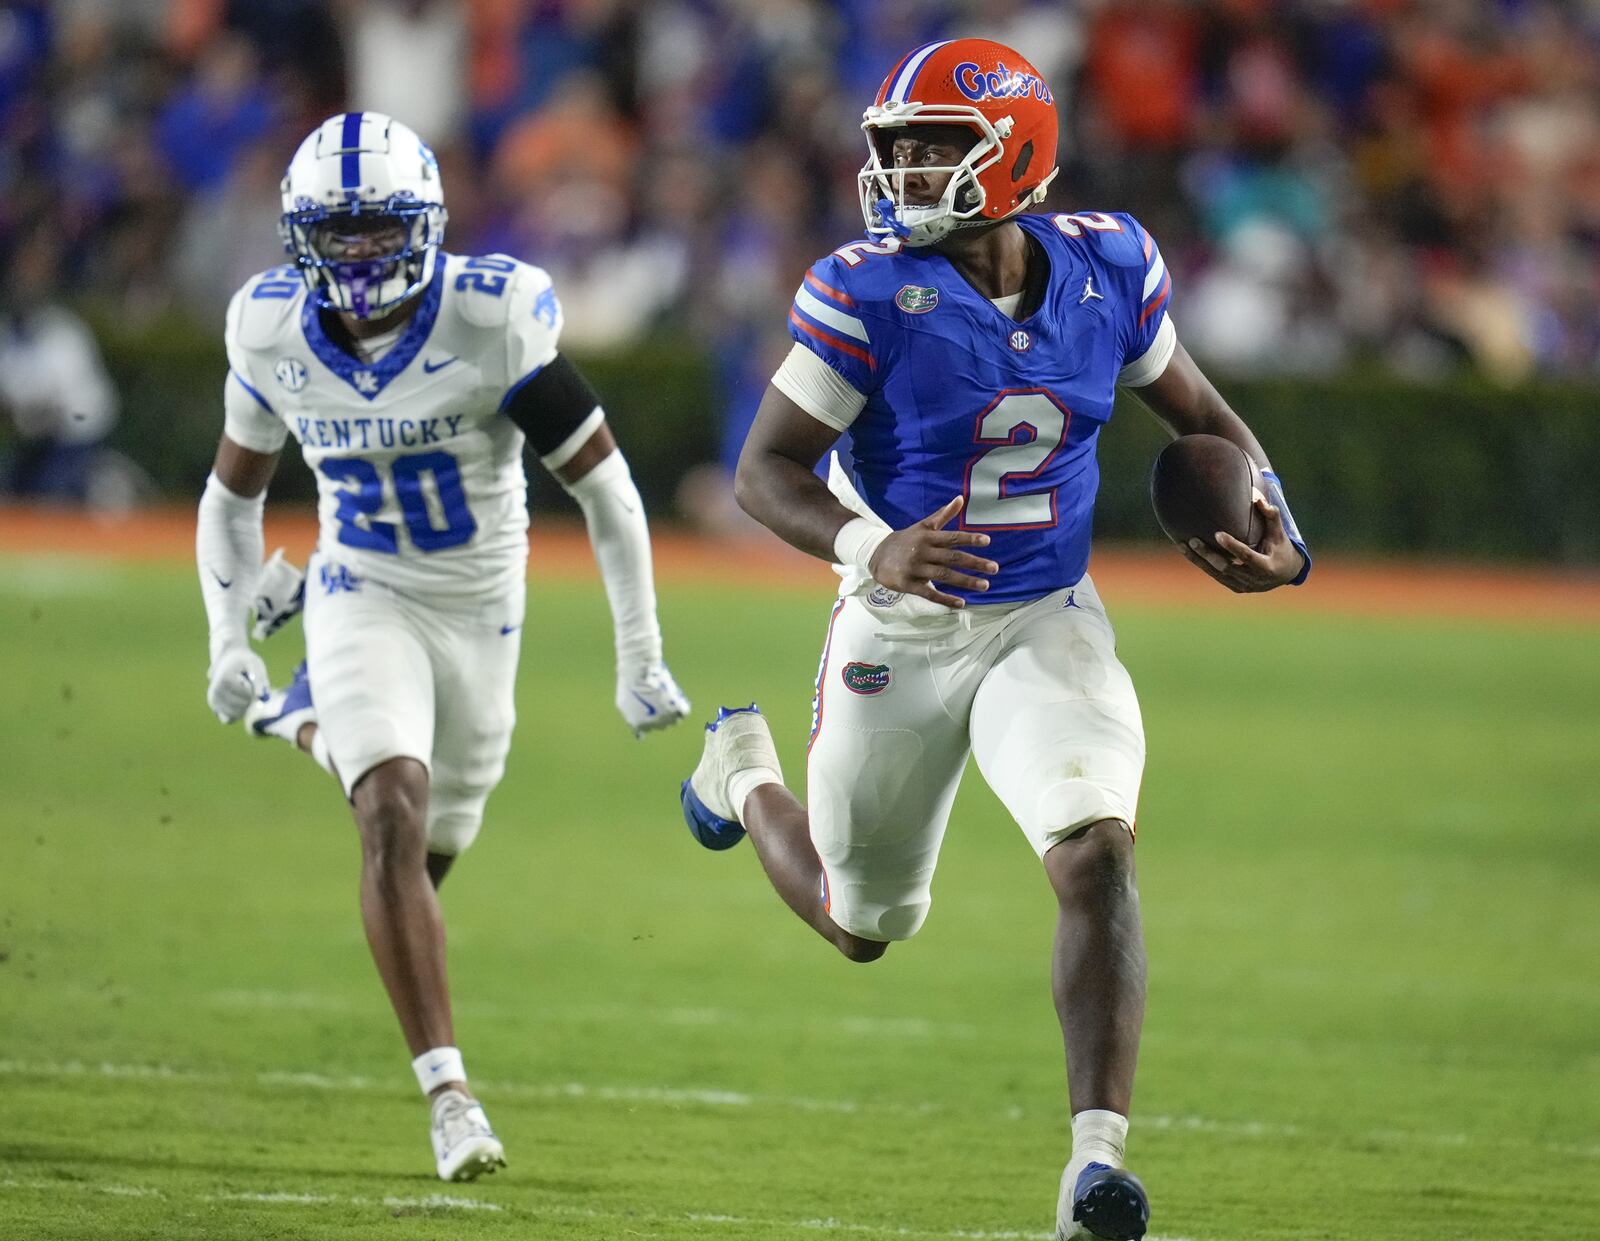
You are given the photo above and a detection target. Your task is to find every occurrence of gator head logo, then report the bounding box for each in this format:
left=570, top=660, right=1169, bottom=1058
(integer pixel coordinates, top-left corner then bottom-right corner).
left=842, top=661, right=891, bottom=695
left=895, top=284, right=939, bottom=314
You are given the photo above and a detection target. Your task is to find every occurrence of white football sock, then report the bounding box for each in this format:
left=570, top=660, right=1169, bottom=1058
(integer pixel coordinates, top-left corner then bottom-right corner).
left=412, top=1046, right=467, bottom=1096
left=727, top=767, right=782, bottom=825
left=1071, top=1108, right=1129, bottom=1168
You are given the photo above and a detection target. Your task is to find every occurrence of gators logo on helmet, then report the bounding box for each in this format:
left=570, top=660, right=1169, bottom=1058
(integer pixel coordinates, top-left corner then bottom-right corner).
left=858, top=39, right=1060, bottom=248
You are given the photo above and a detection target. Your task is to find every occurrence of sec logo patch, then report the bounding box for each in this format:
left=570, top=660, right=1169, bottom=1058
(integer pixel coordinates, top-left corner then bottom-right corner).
left=1008, top=329, right=1032, bottom=352
left=275, top=358, right=308, bottom=392
left=842, top=661, right=891, bottom=695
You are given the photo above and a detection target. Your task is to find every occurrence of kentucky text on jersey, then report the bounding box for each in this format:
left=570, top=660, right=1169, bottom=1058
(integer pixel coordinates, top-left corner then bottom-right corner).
left=292, top=413, right=468, bottom=450
left=789, top=211, right=1172, bottom=606
left=222, top=250, right=563, bottom=599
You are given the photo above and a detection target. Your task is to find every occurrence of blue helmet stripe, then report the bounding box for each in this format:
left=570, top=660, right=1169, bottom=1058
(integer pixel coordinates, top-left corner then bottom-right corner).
left=340, top=112, right=364, bottom=189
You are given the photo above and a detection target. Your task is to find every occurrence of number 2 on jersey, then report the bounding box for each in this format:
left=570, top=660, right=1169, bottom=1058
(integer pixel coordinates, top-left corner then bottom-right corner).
left=320, top=451, right=477, bottom=553
left=962, top=390, right=1070, bottom=529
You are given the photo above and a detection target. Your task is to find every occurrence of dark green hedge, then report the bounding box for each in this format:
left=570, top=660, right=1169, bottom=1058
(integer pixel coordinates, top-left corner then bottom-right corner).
left=1098, top=376, right=1600, bottom=563
left=42, top=314, right=1600, bottom=565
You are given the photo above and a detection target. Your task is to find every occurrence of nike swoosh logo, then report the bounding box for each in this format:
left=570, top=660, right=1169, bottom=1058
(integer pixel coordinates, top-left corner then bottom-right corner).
left=212, top=571, right=232, bottom=588
left=631, top=691, right=658, bottom=717
left=422, top=356, right=458, bottom=374
left=500, top=623, right=521, bottom=635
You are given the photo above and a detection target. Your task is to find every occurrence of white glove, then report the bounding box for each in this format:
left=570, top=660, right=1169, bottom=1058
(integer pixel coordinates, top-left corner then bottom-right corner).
left=616, top=662, right=690, bottom=737
left=207, top=644, right=270, bottom=723
left=251, top=549, right=306, bottom=641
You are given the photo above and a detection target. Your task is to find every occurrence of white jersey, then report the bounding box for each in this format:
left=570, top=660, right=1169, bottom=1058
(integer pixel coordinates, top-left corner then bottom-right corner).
left=222, top=252, right=566, bottom=601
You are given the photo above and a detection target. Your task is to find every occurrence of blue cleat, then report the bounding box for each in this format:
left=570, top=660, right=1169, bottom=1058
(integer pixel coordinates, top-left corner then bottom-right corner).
left=679, top=705, right=782, bottom=851
left=1067, top=1162, right=1149, bottom=1241
left=246, top=660, right=315, bottom=743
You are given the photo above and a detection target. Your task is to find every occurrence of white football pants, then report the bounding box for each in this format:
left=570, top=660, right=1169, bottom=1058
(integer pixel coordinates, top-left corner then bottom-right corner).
left=302, top=551, right=524, bottom=856
left=806, top=575, right=1145, bottom=942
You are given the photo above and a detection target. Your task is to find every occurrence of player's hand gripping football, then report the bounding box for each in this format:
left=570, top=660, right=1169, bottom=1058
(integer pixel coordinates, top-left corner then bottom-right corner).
left=1183, top=496, right=1307, bottom=593
left=616, top=661, right=691, bottom=737
left=868, top=496, right=1000, bottom=609
left=206, top=643, right=270, bottom=723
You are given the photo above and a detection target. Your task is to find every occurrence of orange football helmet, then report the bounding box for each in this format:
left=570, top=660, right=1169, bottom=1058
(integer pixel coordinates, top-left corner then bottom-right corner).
left=859, top=38, right=1060, bottom=247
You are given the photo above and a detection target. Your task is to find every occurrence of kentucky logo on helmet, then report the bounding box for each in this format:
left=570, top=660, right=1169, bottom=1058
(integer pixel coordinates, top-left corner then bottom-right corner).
left=279, top=112, right=447, bottom=323
left=955, top=61, right=1053, bottom=104
left=842, top=662, right=892, bottom=695
left=895, top=285, right=939, bottom=314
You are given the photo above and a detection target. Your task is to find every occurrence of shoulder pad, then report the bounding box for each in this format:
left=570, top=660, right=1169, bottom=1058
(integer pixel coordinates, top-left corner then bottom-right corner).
left=807, top=239, right=916, bottom=312
left=447, top=253, right=555, bottom=329
left=1045, top=212, right=1149, bottom=269
left=227, top=265, right=305, bottom=352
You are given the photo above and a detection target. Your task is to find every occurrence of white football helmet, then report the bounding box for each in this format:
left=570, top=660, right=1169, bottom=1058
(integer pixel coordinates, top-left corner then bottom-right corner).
left=279, top=112, right=447, bottom=318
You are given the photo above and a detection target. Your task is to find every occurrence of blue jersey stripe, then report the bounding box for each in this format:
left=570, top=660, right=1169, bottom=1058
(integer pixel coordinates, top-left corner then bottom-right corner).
left=230, top=368, right=274, bottom=414
left=340, top=112, right=363, bottom=189
left=497, top=359, right=549, bottom=412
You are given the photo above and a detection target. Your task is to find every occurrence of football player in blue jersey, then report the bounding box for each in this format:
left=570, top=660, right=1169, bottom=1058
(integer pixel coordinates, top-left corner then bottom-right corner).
left=679, top=38, right=1311, bottom=1241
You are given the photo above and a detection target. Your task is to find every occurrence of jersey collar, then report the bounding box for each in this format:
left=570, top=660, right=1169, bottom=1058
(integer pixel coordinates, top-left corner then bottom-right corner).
left=930, top=217, right=1056, bottom=330
left=299, top=259, right=445, bottom=402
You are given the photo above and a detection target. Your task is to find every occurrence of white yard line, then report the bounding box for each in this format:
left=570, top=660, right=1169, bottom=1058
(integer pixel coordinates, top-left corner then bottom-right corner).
left=0, top=1176, right=1201, bottom=1240
left=206, top=989, right=981, bottom=1041
left=1, top=1057, right=1594, bottom=1165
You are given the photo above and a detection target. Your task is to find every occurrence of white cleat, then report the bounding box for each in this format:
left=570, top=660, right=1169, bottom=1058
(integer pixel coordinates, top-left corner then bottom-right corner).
left=430, top=1088, right=505, bottom=1182
left=1056, top=1155, right=1150, bottom=1241
left=679, top=705, right=783, bottom=850
left=245, top=660, right=314, bottom=744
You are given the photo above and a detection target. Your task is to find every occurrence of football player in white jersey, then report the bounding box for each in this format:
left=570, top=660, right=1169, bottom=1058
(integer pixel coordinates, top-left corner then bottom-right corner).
left=194, top=112, right=690, bottom=1181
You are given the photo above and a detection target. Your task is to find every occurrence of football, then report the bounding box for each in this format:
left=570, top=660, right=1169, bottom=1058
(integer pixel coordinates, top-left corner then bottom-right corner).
left=1150, top=433, right=1267, bottom=552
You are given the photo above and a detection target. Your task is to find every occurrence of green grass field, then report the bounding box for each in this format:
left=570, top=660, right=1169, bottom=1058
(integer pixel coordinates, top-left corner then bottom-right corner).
left=3, top=552, right=1597, bottom=1240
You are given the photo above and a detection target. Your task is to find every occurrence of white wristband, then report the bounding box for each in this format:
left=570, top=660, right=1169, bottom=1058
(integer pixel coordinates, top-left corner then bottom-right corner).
left=833, top=516, right=890, bottom=577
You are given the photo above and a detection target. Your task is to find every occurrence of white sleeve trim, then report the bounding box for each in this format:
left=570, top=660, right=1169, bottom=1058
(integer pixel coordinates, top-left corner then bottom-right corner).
left=794, top=285, right=870, bottom=342
left=537, top=406, right=605, bottom=471
left=1142, top=248, right=1168, bottom=300
left=1119, top=315, right=1177, bottom=388
left=223, top=370, right=289, bottom=453
left=771, top=343, right=868, bottom=432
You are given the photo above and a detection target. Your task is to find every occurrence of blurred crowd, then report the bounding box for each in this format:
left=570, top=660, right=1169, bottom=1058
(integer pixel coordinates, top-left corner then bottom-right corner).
left=3, top=0, right=1599, bottom=503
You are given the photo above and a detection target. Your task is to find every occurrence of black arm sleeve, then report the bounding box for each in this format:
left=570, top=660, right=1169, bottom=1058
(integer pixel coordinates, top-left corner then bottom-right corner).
left=501, top=353, right=603, bottom=457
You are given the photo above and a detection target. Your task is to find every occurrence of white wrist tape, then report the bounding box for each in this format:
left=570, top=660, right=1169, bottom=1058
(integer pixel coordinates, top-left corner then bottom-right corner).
left=412, top=1046, right=466, bottom=1095
left=196, top=472, right=265, bottom=662
left=833, top=517, right=890, bottom=578
left=561, top=449, right=662, bottom=668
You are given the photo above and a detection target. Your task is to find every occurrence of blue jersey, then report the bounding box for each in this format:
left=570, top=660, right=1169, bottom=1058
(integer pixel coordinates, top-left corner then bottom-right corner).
left=787, top=212, right=1172, bottom=605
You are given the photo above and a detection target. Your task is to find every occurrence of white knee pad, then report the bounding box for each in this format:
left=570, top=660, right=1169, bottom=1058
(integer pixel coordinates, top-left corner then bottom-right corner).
left=1032, top=772, right=1139, bottom=855
left=425, top=784, right=489, bottom=857
left=824, top=870, right=931, bottom=943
